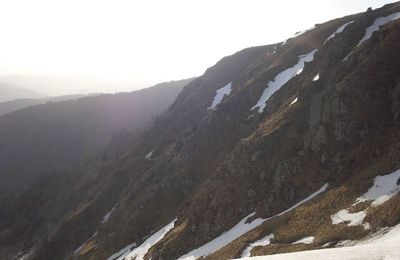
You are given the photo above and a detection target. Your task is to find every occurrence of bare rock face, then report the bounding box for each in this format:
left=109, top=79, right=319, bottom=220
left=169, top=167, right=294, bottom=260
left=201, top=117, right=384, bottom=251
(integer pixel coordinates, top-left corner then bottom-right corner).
left=309, top=93, right=323, bottom=129
left=391, top=80, right=400, bottom=121
left=273, top=158, right=300, bottom=194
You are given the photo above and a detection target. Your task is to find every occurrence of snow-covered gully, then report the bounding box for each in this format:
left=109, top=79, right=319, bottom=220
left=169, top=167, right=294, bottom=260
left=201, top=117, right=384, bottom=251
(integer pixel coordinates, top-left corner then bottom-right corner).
left=108, top=219, right=177, bottom=260
left=252, top=50, right=317, bottom=113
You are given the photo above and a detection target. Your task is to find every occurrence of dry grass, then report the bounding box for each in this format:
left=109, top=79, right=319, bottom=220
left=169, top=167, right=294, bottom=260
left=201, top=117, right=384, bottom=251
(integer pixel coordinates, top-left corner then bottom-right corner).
left=365, top=194, right=400, bottom=229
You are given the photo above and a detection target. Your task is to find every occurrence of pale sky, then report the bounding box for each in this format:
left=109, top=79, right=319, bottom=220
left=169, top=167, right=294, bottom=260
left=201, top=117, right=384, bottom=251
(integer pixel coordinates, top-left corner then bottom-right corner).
left=0, top=0, right=396, bottom=95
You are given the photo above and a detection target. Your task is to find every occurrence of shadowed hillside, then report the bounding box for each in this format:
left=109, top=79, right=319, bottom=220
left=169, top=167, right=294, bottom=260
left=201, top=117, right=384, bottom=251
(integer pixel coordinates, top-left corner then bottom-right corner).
left=0, top=78, right=193, bottom=190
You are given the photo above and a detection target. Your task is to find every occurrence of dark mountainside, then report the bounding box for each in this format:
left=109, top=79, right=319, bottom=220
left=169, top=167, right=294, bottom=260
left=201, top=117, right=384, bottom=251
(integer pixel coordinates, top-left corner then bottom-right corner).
left=0, top=79, right=192, bottom=190
left=2, top=2, right=400, bottom=260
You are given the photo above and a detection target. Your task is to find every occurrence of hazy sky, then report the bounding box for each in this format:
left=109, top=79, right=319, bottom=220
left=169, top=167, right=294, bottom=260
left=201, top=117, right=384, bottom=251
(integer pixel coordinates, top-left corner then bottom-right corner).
left=0, top=0, right=396, bottom=94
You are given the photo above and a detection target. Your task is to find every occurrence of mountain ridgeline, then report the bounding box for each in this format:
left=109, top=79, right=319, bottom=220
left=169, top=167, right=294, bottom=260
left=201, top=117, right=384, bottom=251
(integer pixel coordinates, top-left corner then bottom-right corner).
left=1, top=2, right=400, bottom=260
left=0, top=82, right=46, bottom=102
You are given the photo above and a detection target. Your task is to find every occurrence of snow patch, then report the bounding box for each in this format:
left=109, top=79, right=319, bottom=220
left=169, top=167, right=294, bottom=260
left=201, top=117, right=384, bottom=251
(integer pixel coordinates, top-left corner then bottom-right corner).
left=296, top=68, right=303, bottom=75
left=108, top=219, right=176, bottom=260
left=331, top=209, right=366, bottom=226
left=145, top=151, right=153, bottom=160
left=252, top=49, right=317, bottom=113
left=357, top=12, right=400, bottom=47
left=289, top=98, right=298, bottom=106
left=107, top=243, right=137, bottom=260
left=178, top=212, right=264, bottom=260
left=292, top=236, right=314, bottom=245
left=331, top=169, right=400, bottom=228
left=335, top=240, right=353, bottom=247
left=247, top=114, right=256, bottom=120
left=344, top=12, right=400, bottom=62
left=321, top=242, right=333, bottom=248
left=272, top=183, right=328, bottom=218
left=238, top=223, right=400, bottom=260
left=342, top=52, right=353, bottom=62
left=241, top=234, right=274, bottom=258
left=178, top=184, right=328, bottom=260
left=324, top=21, right=354, bottom=44
left=17, top=249, right=34, bottom=260
left=313, top=74, right=320, bottom=81
left=363, top=222, right=371, bottom=230
left=74, top=232, right=97, bottom=254
left=355, top=169, right=400, bottom=207
left=208, top=82, right=232, bottom=110
left=102, top=206, right=116, bottom=224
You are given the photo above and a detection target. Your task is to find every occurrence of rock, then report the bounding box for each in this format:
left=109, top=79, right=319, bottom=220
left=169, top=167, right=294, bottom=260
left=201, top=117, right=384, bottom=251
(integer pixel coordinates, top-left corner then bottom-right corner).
left=309, top=94, right=323, bottom=128
left=258, top=171, right=266, bottom=181
left=321, top=153, right=328, bottom=164
left=304, top=133, right=311, bottom=149
left=251, top=151, right=262, bottom=162
left=334, top=121, right=349, bottom=141
left=247, top=188, right=256, bottom=197
left=203, top=222, right=210, bottom=232
left=331, top=97, right=348, bottom=116
left=287, top=186, right=295, bottom=201
left=390, top=80, right=400, bottom=122
left=311, top=125, right=328, bottom=152
left=191, top=223, right=196, bottom=232
left=272, top=159, right=299, bottom=193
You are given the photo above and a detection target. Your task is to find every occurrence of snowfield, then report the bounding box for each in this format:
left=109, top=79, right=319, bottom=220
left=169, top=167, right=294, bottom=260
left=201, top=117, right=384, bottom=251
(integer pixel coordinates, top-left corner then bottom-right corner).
left=344, top=12, right=400, bottom=62
left=331, top=209, right=366, bottom=227
left=252, top=50, right=317, bottom=113
left=102, top=206, right=116, bottom=224
left=178, top=184, right=328, bottom=260
left=145, top=150, right=153, bottom=160
left=177, top=212, right=265, bottom=260
left=289, top=97, right=298, bottom=106
left=292, top=236, right=314, bottom=245
left=241, top=234, right=274, bottom=258
left=331, top=169, right=400, bottom=228
left=74, top=232, right=97, bottom=255
left=355, top=168, right=400, bottom=206
left=208, top=82, right=233, bottom=110
left=238, top=222, right=400, bottom=260
left=357, top=12, right=400, bottom=46
left=108, top=219, right=176, bottom=260
left=324, top=21, right=354, bottom=44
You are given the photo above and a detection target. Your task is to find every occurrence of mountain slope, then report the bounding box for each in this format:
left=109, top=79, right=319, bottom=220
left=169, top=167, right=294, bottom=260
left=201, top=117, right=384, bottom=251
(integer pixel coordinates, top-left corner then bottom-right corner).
left=0, top=79, right=192, bottom=190
left=1, top=2, right=400, bottom=260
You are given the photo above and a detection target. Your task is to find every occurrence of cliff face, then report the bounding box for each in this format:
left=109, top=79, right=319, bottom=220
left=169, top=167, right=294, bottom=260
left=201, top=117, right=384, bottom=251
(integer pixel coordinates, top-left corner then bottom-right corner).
left=2, top=2, right=400, bottom=260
